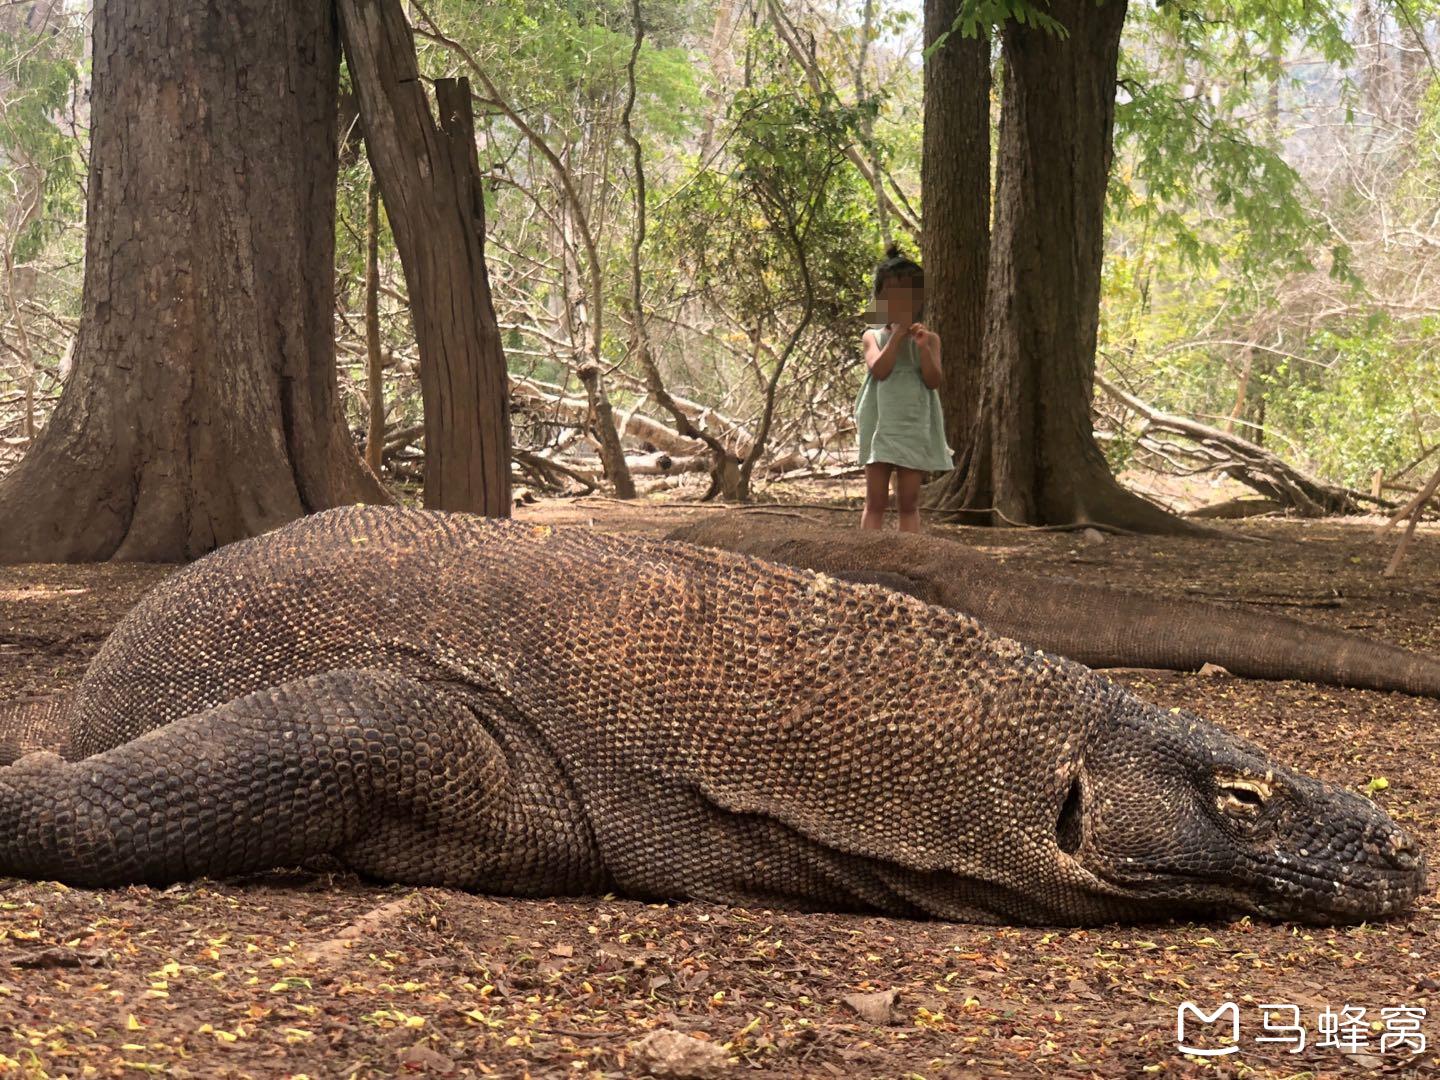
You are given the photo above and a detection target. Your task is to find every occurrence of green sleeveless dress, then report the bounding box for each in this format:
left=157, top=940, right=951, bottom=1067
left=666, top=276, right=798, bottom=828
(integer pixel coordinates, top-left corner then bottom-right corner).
left=854, top=326, right=953, bottom=471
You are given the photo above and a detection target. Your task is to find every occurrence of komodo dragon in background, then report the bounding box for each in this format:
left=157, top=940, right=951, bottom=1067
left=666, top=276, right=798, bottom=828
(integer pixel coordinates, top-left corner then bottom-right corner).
left=0, top=506, right=1425, bottom=926
left=668, top=516, right=1440, bottom=698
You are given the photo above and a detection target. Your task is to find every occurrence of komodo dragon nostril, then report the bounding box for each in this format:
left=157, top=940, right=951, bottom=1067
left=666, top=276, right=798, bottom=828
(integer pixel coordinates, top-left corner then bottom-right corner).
left=1384, top=831, right=1421, bottom=871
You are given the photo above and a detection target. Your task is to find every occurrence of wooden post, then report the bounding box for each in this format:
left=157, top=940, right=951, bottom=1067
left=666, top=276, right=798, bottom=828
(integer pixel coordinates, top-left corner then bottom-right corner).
left=337, top=0, right=512, bottom=516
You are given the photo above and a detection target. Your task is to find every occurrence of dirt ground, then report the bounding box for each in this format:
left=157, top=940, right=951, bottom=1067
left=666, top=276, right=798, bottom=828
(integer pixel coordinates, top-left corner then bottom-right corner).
left=1, top=485, right=1437, bottom=1079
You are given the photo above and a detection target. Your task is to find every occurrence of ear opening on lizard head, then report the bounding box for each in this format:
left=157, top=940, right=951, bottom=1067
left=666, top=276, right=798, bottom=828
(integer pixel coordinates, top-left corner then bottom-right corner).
left=1056, top=773, right=1084, bottom=855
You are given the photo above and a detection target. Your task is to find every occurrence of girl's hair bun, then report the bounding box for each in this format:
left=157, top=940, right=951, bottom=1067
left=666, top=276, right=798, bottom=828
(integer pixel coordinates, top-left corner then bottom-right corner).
left=884, top=241, right=902, bottom=260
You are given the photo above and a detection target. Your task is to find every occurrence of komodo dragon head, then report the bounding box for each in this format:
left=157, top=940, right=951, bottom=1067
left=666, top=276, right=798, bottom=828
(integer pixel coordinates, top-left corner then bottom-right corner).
left=1052, top=681, right=1425, bottom=923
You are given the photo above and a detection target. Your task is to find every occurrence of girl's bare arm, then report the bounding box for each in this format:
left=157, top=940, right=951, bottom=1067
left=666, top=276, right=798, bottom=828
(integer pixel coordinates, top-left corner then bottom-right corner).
left=912, top=325, right=942, bottom=390
left=864, top=326, right=909, bottom=381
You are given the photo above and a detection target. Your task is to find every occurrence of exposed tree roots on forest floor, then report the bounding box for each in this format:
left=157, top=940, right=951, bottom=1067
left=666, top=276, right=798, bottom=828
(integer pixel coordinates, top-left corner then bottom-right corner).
left=1, top=488, right=1437, bottom=1079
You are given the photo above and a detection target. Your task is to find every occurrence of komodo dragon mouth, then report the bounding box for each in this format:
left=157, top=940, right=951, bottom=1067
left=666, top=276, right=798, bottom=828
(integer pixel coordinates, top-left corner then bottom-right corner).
left=0, top=506, right=1427, bottom=927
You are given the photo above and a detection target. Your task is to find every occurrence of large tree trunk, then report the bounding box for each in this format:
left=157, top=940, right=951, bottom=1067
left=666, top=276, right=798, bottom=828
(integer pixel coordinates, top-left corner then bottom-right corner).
left=338, top=0, right=512, bottom=515
left=0, top=0, right=386, bottom=564
left=930, top=0, right=1196, bottom=534
left=921, top=0, right=990, bottom=455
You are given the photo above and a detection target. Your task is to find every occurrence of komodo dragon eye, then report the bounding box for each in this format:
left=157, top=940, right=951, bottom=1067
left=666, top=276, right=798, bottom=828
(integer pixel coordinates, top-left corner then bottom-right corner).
left=1216, top=777, right=1274, bottom=821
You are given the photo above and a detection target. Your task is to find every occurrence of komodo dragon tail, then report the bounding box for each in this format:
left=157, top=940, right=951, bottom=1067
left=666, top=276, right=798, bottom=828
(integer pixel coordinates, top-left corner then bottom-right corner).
left=667, top=516, right=1440, bottom=698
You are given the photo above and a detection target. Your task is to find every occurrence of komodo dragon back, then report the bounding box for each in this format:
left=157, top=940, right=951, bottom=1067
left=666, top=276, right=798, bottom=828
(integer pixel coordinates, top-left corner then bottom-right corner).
left=0, top=506, right=1426, bottom=926
left=666, top=515, right=1440, bottom=698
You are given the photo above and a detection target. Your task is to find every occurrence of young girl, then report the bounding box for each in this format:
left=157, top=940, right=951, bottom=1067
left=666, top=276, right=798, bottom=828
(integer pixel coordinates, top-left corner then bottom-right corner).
left=854, top=243, right=951, bottom=532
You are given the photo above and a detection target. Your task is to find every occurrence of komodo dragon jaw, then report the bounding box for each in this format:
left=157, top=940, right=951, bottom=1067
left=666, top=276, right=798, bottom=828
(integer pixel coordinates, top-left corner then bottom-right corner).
left=0, top=506, right=1426, bottom=927
left=1060, top=692, right=1426, bottom=924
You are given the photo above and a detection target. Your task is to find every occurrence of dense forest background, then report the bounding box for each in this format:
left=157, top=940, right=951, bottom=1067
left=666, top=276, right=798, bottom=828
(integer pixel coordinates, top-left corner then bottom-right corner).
left=0, top=0, right=1436, bottom=506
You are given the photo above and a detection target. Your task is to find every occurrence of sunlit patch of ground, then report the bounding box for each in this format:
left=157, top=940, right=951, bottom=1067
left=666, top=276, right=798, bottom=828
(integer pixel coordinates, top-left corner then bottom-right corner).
left=0, top=587, right=88, bottom=602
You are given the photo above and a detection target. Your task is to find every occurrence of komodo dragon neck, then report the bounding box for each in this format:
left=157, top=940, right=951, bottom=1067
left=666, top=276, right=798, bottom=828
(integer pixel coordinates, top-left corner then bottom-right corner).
left=0, top=506, right=1426, bottom=926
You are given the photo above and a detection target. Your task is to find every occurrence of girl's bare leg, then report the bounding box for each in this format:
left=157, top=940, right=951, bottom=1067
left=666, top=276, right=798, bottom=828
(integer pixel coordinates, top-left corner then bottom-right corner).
left=862, top=463, right=893, bottom=529
left=896, top=467, right=923, bottom=533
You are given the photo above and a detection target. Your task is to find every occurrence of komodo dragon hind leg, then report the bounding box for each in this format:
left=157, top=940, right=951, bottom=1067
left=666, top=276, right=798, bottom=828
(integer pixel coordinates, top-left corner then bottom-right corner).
left=0, top=695, right=70, bottom=766
left=0, top=670, right=545, bottom=889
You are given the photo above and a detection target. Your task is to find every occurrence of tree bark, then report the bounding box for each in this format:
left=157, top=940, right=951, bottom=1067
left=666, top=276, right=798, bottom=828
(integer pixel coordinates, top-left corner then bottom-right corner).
left=921, top=0, right=990, bottom=455
left=402, top=0, right=632, bottom=501
left=932, top=0, right=1197, bottom=534
left=0, top=0, right=386, bottom=564
left=364, top=178, right=386, bottom=475
left=338, top=0, right=511, bottom=516
left=576, top=362, right=638, bottom=500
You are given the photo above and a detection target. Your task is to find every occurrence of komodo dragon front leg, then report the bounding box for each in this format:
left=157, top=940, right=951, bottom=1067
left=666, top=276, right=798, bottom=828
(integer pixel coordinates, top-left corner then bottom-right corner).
left=0, top=670, right=605, bottom=891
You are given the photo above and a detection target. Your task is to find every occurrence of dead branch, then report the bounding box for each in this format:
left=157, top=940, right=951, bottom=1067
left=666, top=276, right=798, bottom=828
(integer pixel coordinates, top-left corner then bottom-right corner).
left=1096, top=373, right=1378, bottom=517
left=513, top=448, right=598, bottom=494
left=1378, top=462, right=1440, bottom=577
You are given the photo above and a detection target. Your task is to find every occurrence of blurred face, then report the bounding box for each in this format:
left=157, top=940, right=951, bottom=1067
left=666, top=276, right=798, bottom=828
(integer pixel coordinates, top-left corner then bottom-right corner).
left=877, top=278, right=923, bottom=325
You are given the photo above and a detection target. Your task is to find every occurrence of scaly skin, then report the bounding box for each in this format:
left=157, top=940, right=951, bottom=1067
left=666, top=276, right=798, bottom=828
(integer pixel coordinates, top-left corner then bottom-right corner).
left=666, top=515, right=1440, bottom=697
left=0, top=506, right=1426, bottom=925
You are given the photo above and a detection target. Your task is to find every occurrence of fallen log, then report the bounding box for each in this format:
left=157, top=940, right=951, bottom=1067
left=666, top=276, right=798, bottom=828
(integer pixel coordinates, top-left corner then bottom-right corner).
left=610, top=372, right=757, bottom=455
left=382, top=423, right=424, bottom=457
left=667, top=514, right=1440, bottom=698
left=513, top=449, right=597, bottom=494
left=510, top=374, right=834, bottom=481
left=511, top=375, right=705, bottom=458
left=626, top=451, right=708, bottom=476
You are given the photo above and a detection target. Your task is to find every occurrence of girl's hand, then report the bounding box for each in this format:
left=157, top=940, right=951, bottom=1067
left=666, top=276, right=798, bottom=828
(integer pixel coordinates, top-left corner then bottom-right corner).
left=911, top=323, right=942, bottom=389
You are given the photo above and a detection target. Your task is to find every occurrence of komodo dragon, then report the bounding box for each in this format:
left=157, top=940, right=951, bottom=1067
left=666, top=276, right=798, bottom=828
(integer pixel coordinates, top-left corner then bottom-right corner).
left=667, top=516, right=1440, bottom=698
left=0, top=506, right=1425, bottom=926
